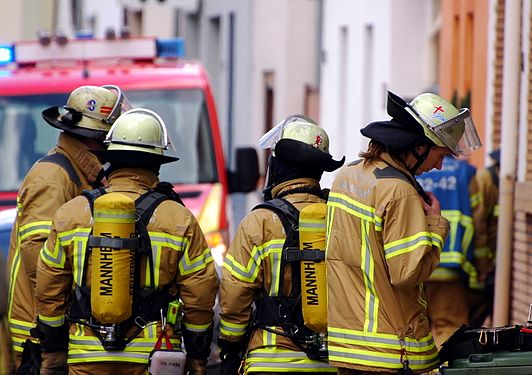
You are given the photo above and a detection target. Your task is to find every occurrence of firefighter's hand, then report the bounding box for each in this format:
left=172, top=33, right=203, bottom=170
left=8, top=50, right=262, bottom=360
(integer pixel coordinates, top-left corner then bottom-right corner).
left=186, top=357, right=207, bottom=375
left=421, top=192, right=441, bottom=216
left=41, top=351, right=67, bottom=375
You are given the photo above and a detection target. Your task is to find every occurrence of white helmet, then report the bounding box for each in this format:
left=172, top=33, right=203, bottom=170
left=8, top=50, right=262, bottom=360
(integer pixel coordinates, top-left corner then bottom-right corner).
left=407, top=93, right=482, bottom=156
left=42, top=85, right=132, bottom=140
left=92, top=108, right=178, bottom=165
left=259, top=114, right=344, bottom=171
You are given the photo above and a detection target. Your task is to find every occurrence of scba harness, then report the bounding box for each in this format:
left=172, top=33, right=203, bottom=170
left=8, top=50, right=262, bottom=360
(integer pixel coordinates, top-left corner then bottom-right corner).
left=68, top=182, right=184, bottom=351
left=251, top=197, right=329, bottom=361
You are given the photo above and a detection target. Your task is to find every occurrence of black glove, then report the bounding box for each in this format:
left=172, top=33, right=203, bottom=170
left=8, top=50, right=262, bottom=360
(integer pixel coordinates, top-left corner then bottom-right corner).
left=218, top=338, right=247, bottom=375
left=183, top=325, right=213, bottom=374
left=31, top=318, right=69, bottom=353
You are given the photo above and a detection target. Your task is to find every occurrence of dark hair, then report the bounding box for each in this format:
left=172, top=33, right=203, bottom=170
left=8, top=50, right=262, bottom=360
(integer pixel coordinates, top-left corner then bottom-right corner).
left=359, top=141, right=387, bottom=163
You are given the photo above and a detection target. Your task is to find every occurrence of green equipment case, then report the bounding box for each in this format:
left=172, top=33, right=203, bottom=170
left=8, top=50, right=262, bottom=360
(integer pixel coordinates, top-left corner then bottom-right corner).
left=440, top=351, right=532, bottom=374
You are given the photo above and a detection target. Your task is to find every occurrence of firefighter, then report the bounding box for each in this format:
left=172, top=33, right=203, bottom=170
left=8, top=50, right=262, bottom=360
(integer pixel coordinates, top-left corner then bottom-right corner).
left=325, top=91, right=482, bottom=374
left=6, top=84, right=130, bottom=371
left=218, top=115, right=344, bottom=374
left=468, top=149, right=500, bottom=327
left=416, top=155, right=487, bottom=348
left=34, top=108, right=218, bottom=375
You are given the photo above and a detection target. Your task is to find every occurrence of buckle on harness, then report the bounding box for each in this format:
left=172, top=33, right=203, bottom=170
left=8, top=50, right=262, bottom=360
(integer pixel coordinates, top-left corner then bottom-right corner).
left=135, top=316, right=148, bottom=329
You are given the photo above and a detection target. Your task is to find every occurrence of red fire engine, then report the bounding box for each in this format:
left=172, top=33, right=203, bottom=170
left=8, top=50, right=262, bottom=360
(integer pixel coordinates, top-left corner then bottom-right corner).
left=0, top=33, right=258, bottom=261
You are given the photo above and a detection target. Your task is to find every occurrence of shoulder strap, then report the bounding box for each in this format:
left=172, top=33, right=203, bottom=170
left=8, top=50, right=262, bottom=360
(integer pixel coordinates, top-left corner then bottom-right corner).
left=253, top=198, right=301, bottom=296
left=39, top=153, right=82, bottom=188
left=254, top=198, right=299, bottom=237
left=133, top=183, right=184, bottom=288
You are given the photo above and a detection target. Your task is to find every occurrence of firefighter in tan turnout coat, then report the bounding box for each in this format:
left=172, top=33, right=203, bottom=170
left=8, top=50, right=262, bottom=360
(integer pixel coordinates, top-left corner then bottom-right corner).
left=218, top=115, right=344, bottom=374
left=34, top=108, right=218, bottom=375
left=6, top=85, right=129, bottom=371
left=325, top=91, right=482, bottom=374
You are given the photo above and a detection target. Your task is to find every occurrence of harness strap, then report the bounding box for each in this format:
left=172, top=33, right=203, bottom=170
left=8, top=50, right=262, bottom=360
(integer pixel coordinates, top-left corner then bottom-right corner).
left=284, top=248, right=325, bottom=262
left=39, top=153, right=82, bottom=188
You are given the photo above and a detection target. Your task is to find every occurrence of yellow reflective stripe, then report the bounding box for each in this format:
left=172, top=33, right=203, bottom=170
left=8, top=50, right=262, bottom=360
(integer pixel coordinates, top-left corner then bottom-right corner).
left=179, top=244, right=213, bottom=276
left=384, top=231, right=440, bottom=259
left=223, top=240, right=284, bottom=283
left=8, top=318, right=35, bottom=335
left=474, top=246, right=493, bottom=258
left=494, top=204, right=500, bottom=217
left=326, top=205, right=335, bottom=251
left=440, top=252, right=465, bottom=264
left=7, top=250, right=21, bottom=320
left=183, top=322, right=211, bottom=333
left=93, top=209, right=135, bottom=223
left=10, top=336, right=29, bottom=353
left=441, top=210, right=474, bottom=253
left=299, top=218, right=326, bottom=231
left=68, top=349, right=149, bottom=364
left=328, top=326, right=435, bottom=351
left=38, top=314, right=65, bottom=327
left=18, top=220, right=52, bottom=241
left=219, top=319, right=247, bottom=337
left=328, top=344, right=438, bottom=371
left=246, top=348, right=336, bottom=372
left=150, top=231, right=186, bottom=252
left=361, top=219, right=378, bottom=333
left=328, top=192, right=383, bottom=231
left=42, top=228, right=91, bottom=268
left=470, top=191, right=482, bottom=208
left=418, top=283, right=427, bottom=308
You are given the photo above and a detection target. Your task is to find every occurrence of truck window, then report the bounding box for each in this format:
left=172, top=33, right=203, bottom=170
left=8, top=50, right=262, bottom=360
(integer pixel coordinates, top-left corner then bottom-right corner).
left=126, top=89, right=219, bottom=185
left=0, top=89, right=218, bottom=192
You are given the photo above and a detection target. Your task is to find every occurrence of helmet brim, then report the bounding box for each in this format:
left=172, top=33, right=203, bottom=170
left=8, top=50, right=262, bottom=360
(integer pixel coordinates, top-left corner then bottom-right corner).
left=274, top=139, right=345, bottom=172
left=42, top=106, right=108, bottom=140
left=90, top=149, right=179, bottom=165
left=361, top=119, right=433, bottom=152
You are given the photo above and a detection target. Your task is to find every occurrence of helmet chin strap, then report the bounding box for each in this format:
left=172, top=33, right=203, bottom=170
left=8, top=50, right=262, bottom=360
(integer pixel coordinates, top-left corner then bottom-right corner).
left=407, top=145, right=432, bottom=175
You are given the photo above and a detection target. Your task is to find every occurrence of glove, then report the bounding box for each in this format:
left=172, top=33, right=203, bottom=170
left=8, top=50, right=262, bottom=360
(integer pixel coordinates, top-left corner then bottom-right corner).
left=183, top=326, right=213, bottom=375
left=32, top=318, right=69, bottom=353
left=218, top=338, right=246, bottom=375
left=40, top=352, right=67, bottom=375
left=15, top=339, right=41, bottom=375
left=186, top=357, right=207, bottom=375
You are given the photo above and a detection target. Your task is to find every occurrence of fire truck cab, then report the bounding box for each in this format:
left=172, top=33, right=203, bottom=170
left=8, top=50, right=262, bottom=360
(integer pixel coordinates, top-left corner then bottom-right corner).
left=0, top=34, right=259, bottom=260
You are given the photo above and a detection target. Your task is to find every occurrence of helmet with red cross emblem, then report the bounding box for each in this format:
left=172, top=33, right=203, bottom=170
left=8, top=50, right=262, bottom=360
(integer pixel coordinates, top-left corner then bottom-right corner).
left=259, top=114, right=344, bottom=171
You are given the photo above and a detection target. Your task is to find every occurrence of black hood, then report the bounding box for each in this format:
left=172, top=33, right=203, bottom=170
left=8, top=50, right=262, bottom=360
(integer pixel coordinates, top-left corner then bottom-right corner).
left=360, top=91, right=433, bottom=152
left=274, top=139, right=345, bottom=172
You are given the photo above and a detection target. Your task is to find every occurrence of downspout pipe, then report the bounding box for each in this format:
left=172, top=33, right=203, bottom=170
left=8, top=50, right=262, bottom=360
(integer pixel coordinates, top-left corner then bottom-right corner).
left=492, top=0, right=521, bottom=326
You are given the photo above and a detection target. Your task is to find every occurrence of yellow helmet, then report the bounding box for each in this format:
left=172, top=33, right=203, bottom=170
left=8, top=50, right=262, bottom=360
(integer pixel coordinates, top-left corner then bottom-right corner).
left=259, top=114, right=344, bottom=171
left=407, top=93, right=482, bottom=156
left=42, top=85, right=132, bottom=140
left=93, top=108, right=178, bottom=165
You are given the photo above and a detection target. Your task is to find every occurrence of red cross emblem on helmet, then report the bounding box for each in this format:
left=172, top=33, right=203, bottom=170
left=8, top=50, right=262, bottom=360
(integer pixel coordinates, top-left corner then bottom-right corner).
left=314, top=135, right=323, bottom=148
left=433, top=105, right=444, bottom=114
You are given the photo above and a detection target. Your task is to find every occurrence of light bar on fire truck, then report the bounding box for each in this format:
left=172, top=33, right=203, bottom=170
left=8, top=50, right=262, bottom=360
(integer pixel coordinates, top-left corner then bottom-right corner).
left=7, top=36, right=184, bottom=65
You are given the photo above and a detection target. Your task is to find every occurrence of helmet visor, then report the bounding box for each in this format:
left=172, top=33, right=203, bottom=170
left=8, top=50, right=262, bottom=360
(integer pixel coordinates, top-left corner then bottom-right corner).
left=420, top=108, right=482, bottom=156
left=259, top=114, right=317, bottom=149
left=100, top=85, right=133, bottom=124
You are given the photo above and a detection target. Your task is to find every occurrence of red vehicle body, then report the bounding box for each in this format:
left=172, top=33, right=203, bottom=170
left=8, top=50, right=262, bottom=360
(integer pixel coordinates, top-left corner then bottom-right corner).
left=0, top=36, right=258, bottom=259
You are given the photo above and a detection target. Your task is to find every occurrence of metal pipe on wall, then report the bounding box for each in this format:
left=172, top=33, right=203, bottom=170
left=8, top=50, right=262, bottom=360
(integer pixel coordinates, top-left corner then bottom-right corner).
left=492, top=0, right=522, bottom=326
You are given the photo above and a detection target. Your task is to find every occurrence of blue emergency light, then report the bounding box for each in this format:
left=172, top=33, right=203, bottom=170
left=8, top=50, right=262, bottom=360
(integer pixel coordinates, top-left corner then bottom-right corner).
left=0, top=45, right=15, bottom=65
left=156, top=38, right=185, bottom=58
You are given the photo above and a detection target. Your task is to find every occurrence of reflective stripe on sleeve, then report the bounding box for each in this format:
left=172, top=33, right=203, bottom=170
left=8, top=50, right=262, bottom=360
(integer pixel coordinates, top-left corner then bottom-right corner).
left=223, top=240, right=283, bottom=284
left=327, top=192, right=383, bottom=231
